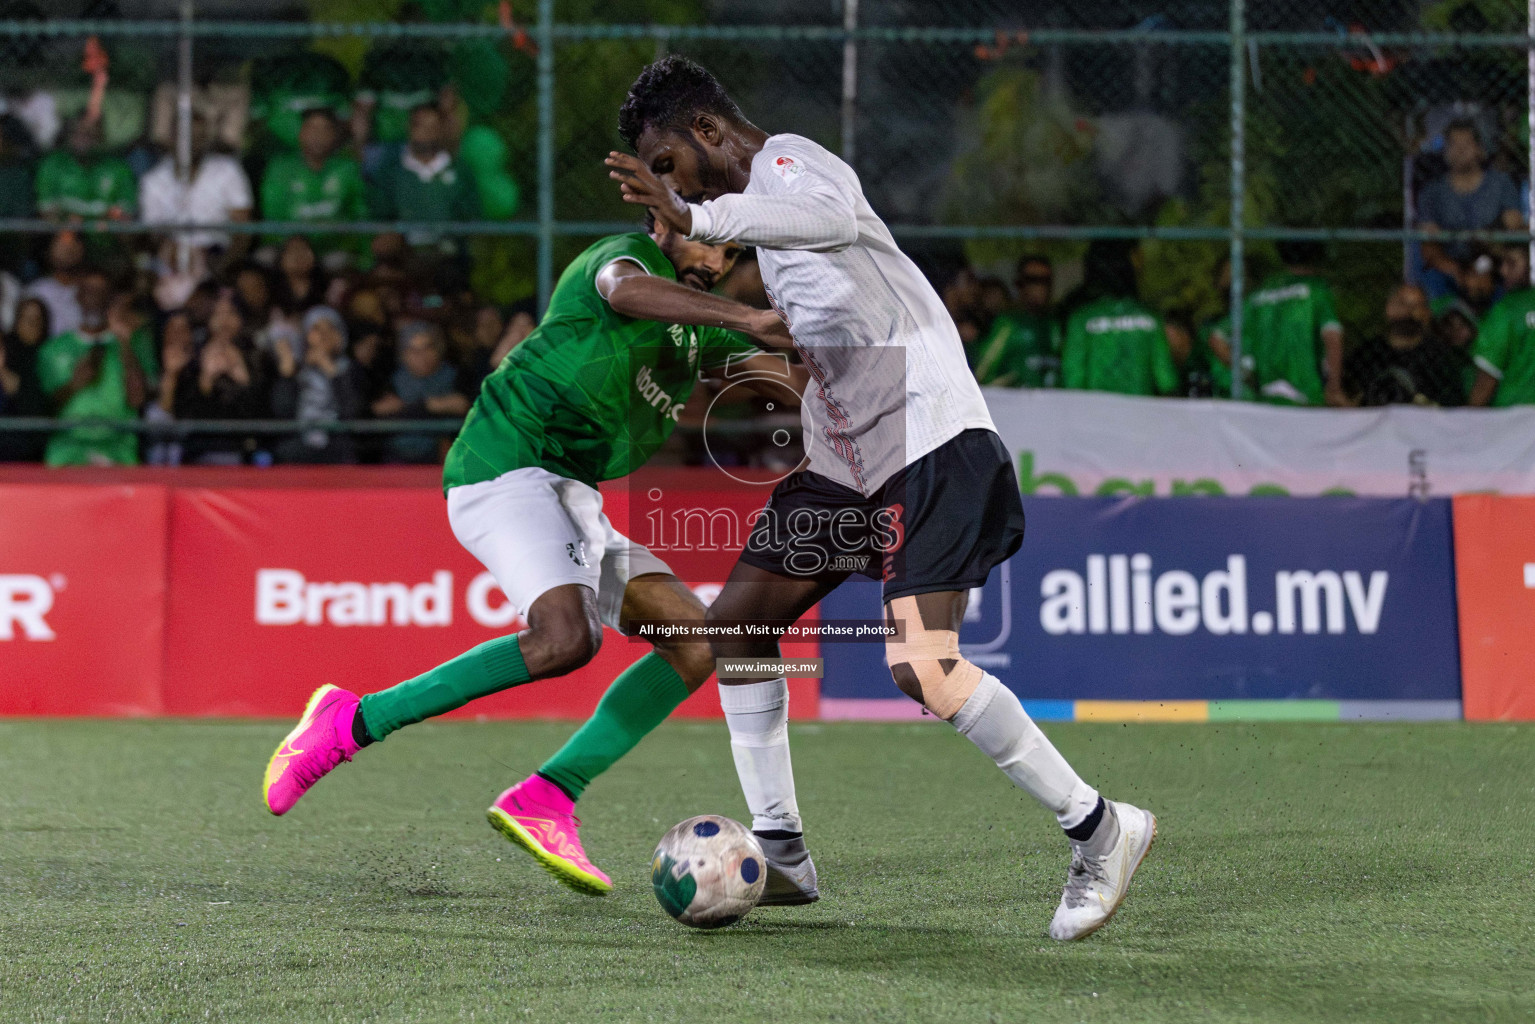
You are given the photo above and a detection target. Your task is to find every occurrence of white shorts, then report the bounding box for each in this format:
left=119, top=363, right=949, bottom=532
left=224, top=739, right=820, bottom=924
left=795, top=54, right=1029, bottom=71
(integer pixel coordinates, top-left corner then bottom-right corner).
left=447, top=466, right=674, bottom=631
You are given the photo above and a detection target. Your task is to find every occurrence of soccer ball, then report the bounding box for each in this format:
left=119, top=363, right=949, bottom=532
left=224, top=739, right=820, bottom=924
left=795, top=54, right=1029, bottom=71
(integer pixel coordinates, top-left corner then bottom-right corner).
left=651, top=815, right=766, bottom=929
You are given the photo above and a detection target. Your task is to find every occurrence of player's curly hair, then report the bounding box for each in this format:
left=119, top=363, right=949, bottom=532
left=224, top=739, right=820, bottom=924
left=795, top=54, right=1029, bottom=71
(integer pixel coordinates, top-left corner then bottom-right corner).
left=618, top=55, right=745, bottom=151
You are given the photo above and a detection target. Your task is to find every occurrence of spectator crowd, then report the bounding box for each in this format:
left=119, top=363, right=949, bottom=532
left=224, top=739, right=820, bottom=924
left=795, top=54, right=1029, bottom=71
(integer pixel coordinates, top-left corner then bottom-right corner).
left=1, top=88, right=1533, bottom=472
left=0, top=63, right=537, bottom=466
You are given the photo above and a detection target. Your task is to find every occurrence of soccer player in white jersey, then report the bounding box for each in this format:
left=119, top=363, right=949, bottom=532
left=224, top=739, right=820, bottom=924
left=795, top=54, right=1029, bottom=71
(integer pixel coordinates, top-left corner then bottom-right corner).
left=608, top=56, right=1156, bottom=939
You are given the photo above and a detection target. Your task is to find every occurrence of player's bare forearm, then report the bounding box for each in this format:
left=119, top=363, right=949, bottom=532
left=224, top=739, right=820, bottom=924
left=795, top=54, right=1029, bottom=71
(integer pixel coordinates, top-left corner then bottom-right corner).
left=606, top=274, right=787, bottom=346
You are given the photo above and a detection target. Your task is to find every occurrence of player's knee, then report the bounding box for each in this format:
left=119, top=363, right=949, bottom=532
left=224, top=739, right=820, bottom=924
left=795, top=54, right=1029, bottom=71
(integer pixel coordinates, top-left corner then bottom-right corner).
left=527, top=614, right=603, bottom=676
left=553, top=623, right=604, bottom=675
left=884, top=632, right=983, bottom=720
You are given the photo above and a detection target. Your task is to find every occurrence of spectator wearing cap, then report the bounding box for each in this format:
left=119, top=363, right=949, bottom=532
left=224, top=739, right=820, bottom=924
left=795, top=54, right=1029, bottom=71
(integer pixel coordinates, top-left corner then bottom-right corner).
left=140, top=110, right=255, bottom=271
left=260, top=109, right=367, bottom=268
left=1244, top=240, right=1348, bottom=407
left=1417, top=119, right=1524, bottom=300
left=371, top=320, right=469, bottom=463
left=270, top=305, right=365, bottom=463
left=973, top=255, right=1061, bottom=388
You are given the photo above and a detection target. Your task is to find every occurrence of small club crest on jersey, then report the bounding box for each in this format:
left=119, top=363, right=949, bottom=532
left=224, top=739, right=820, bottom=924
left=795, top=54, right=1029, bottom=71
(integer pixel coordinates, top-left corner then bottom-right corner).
left=772, top=156, right=805, bottom=182
left=565, top=541, right=590, bottom=567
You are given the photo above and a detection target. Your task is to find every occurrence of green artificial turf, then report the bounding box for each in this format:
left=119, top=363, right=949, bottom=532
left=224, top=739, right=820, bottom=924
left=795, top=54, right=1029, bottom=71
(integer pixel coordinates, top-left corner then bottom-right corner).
left=0, top=719, right=1531, bottom=1022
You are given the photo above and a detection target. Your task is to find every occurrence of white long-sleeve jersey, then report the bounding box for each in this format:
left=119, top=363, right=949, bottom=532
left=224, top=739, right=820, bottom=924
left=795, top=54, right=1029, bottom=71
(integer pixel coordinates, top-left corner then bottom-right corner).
left=687, top=133, right=994, bottom=496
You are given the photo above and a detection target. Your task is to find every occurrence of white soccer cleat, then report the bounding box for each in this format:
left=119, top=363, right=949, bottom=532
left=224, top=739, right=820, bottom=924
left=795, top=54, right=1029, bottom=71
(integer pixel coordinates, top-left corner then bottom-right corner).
left=755, top=833, right=820, bottom=906
left=1048, top=799, right=1156, bottom=941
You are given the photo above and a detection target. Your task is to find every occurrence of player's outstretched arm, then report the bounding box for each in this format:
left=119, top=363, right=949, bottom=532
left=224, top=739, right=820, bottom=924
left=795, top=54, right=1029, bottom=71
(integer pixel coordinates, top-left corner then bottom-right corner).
left=607, top=152, right=857, bottom=254
left=597, top=260, right=793, bottom=349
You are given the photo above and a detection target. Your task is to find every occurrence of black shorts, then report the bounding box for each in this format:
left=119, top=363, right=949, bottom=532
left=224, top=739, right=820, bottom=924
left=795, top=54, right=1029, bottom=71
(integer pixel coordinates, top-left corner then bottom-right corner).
left=739, top=428, right=1026, bottom=601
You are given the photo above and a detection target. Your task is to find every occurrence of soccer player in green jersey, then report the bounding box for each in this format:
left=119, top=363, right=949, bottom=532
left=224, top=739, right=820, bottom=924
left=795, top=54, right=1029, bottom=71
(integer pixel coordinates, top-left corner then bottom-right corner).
left=1061, top=241, right=1179, bottom=397
left=1469, top=244, right=1535, bottom=407
left=1245, top=240, right=1348, bottom=406
left=264, top=217, right=803, bottom=897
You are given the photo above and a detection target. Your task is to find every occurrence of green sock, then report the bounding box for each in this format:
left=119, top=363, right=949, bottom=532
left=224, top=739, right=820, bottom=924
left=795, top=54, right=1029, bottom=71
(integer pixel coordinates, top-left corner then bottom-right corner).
left=358, top=633, right=530, bottom=742
left=538, top=651, right=692, bottom=801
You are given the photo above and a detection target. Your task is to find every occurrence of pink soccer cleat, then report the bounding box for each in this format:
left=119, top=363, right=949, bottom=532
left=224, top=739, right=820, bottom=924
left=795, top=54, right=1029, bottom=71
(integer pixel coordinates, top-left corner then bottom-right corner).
left=487, top=775, right=612, bottom=895
left=263, top=685, right=362, bottom=816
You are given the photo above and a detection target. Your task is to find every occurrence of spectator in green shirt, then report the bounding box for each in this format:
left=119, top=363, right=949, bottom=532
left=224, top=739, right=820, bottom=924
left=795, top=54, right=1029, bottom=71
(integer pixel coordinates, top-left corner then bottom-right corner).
left=35, top=116, right=136, bottom=222
left=1061, top=240, right=1179, bottom=397
left=260, top=109, right=368, bottom=266
left=1470, top=244, right=1535, bottom=407
left=1245, top=240, right=1348, bottom=407
left=368, top=104, right=481, bottom=259
left=35, top=270, right=157, bottom=466
left=973, top=254, right=1061, bottom=388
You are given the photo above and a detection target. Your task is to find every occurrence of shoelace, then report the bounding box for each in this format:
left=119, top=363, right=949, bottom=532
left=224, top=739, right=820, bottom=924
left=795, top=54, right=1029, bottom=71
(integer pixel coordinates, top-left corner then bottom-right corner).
left=1060, top=846, right=1109, bottom=910
left=294, top=744, right=351, bottom=787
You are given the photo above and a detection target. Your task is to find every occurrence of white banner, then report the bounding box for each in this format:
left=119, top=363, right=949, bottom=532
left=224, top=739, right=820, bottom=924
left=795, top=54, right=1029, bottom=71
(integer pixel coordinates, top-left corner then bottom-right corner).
left=984, top=388, right=1535, bottom=497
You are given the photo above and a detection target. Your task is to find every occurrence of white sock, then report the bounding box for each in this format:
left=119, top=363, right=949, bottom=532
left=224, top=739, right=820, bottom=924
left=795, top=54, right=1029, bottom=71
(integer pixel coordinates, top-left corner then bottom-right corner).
left=719, top=677, right=802, bottom=834
left=952, top=673, right=1099, bottom=829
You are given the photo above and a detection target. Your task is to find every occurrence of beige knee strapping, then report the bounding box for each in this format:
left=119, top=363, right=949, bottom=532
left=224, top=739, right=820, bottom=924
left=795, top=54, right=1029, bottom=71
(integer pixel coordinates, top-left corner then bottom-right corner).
left=884, top=595, right=984, bottom=719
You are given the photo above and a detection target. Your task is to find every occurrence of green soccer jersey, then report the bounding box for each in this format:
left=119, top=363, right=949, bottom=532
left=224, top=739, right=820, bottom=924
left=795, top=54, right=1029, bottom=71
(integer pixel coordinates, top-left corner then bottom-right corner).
left=261, top=153, right=368, bottom=256
left=35, top=151, right=136, bottom=219
left=444, top=233, right=759, bottom=490
left=36, top=328, right=158, bottom=467
left=973, top=310, right=1060, bottom=387
left=368, top=152, right=480, bottom=245
left=1061, top=296, right=1178, bottom=397
left=1471, top=288, right=1535, bottom=406
left=261, top=153, right=367, bottom=224
left=1244, top=272, right=1341, bottom=406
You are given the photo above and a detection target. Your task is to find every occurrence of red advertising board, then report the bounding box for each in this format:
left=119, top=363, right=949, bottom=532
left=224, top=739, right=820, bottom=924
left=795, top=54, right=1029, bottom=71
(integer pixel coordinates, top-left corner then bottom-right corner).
left=1453, top=495, right=1535, bottom=720
left=0, top=481, right=169, bottom=714
left=156, top=468, right=817, bottom=719
left=0, top=467, right=817, bottom=719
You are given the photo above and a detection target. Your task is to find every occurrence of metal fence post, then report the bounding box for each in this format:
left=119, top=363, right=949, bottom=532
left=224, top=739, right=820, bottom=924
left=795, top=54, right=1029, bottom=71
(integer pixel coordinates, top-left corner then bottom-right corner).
left=1228, top=0, right=1246, bottom=399
left=175, top=0, right=194, bottom=275
left=536, top=0, right=555, bottom=314
left=840, top=0, right=858, bottom=165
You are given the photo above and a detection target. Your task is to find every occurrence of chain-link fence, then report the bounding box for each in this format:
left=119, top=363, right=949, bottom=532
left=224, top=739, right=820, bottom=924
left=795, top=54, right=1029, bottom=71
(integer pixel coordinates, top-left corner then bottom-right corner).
left=0, top=1, right=1527, bottom=464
